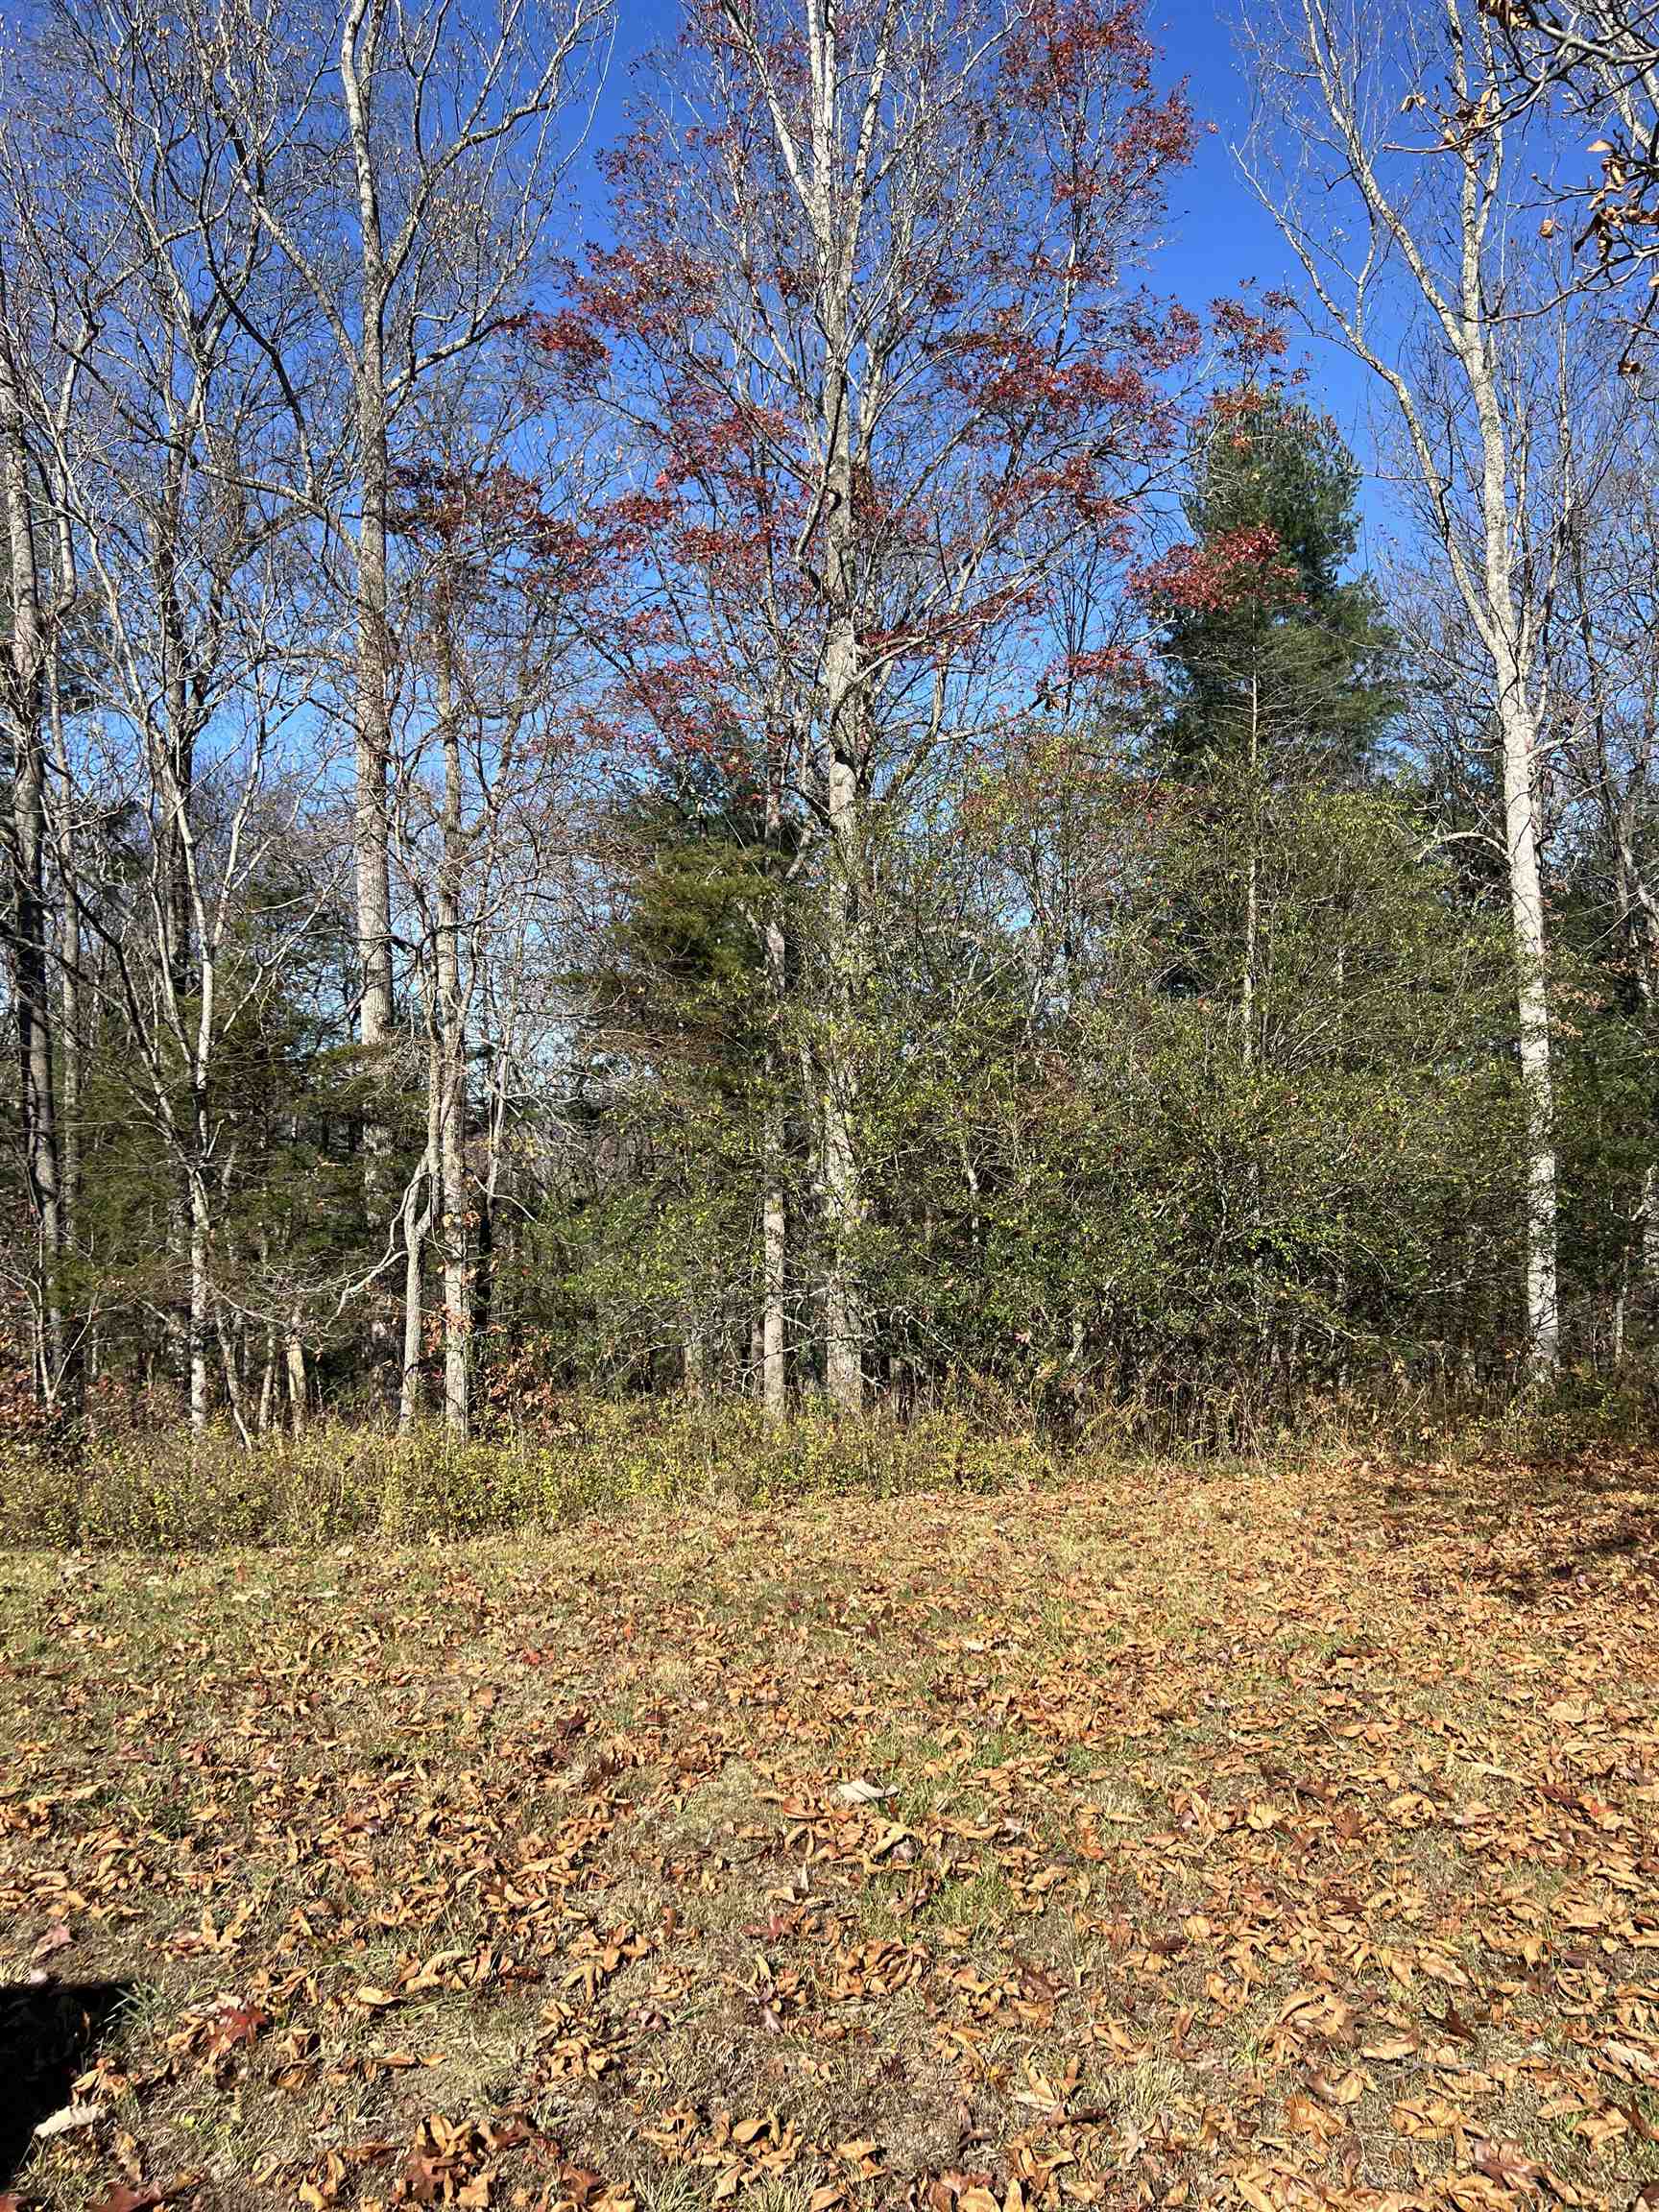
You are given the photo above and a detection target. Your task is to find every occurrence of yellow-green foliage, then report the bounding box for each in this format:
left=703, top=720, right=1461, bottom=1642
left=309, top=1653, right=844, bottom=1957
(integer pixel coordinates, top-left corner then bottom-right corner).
left=7, top=1371, right=1646, bottom=1551
left=0, top=1401, right=1060, bottom=1550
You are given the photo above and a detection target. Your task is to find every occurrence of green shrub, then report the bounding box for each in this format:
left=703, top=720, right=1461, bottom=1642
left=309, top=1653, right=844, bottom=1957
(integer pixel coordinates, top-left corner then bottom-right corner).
left=1454, top=1364, right=1659, bottom=1464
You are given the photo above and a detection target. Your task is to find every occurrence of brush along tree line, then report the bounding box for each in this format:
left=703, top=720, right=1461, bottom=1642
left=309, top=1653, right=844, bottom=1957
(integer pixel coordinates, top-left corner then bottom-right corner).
left=0, top=0, right=1656, bottom=1443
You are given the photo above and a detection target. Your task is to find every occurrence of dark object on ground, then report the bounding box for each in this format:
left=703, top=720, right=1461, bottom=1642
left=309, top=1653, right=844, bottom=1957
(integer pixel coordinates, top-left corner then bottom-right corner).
left=0, top=1980, right=130, bottom=2185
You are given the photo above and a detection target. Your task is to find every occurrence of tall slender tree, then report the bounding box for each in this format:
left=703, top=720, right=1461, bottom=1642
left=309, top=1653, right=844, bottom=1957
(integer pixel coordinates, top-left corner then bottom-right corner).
left=573, top=0, right=1193, bottom=1409
left=1247, top=0, right=1586, bottom=1373
left=0, top=260, right=64, bottom=1398
left=192, top=0, right=612, bottom=1263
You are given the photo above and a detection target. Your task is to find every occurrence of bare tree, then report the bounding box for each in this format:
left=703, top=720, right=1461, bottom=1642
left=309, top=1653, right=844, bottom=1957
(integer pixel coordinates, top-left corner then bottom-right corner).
left=0, top=31, right=129, bottom=1406
left=1246, top=0, right=1585, bottom=1372
left=388, top=373, right=591, bottom=1437
left=9, top=0, right=349, bottom=1431
left=582, top=0, right=1192, bottom=1410
left=178, top=0, right=609, bottom=1309
left=0, top=258, right=66, bottom=1399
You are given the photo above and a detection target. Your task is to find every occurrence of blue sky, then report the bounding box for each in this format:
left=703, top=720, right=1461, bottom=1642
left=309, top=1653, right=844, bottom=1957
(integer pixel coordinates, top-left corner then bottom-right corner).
left=1148, top=1, right=1390, bottom=502
left=1148, top=0, right=1395, bottom=542
left=574, top=1, right=1398, bottom=541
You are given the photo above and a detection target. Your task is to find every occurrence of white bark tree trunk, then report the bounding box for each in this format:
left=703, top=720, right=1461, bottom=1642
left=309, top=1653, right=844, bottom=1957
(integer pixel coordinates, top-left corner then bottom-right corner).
left=48, top=638, right=80, bottom=1341
left=399, top=1023, right=441, bottom=1431
left=1495, top=678, right=1560, bottom=1370
left=435, top=601, right=469, bottom=1440
left=759, top=733, right=789, bottom=1424
left=285, top=1308, right=308, bottom=1434
left=1476, top=346, right=1558, bottom=1372
left=188, top=1174, right=211, bottom=1434
left=0, top=286, right=64, bottom=1398
left=342, top=0, right=397, bottom=1221
left=811, top=17, right=866, bottom=1418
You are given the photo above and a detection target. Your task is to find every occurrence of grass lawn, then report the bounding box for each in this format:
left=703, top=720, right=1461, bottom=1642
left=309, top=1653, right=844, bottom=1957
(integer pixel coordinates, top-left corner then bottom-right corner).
left=2, top=1454, right=1657, bottom=2212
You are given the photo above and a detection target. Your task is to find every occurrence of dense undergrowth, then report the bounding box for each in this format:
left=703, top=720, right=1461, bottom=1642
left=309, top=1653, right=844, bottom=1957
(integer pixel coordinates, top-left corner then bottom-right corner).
left=0, top=1405, right=1056, bottom=1549
left=2, top=1368, right=1654, bottom=1549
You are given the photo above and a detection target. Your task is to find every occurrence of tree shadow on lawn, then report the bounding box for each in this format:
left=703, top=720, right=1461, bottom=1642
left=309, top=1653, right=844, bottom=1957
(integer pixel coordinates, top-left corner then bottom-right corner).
left=1349, top=1453, right=1658, bottom=1610
left=0, top=1979, right=132, bottom=2186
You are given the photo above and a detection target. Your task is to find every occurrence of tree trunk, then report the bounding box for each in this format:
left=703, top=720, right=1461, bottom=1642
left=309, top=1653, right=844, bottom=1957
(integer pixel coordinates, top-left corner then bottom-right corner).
left=353, top=355, right=395, bottom=1114
left=215, top=1293, right=252, bottom=1447
left=48, top=640, right=81, bottom=1334
left=285, top=1307, right=308, bottom=1434
left=1241, top=670, right=1261, bottom=1074
left=0, top=287, right=64, bottom=1400
left=258, top=1319, right=277, bottom=1433
left=1496, top=675, right=1559, bottom=1374
left=474, top=1046, right=500, bottom=1369
left=760, top=745, right=788, bottom=1425
left=342, top=3, right=397, bottom=1249
left=156, top=443, right=195, bottom=1013
left=820, top=378, right=864, bottom=1416
left=1241, top=667, right=1267, bottom=1358
left=399, top=1025, right=440, bottom=1431
left=804, top=12, right=867, bottom=1418
left=683, top=1325, right=707, bottom=1401
left=435, top=601, right=469, bottom=1440
left=1468, top=296, right=1559, bottom=1377
left=188, top=1177, right=211, bottom=1434
left=762, top=1165, right=787, bottom=1424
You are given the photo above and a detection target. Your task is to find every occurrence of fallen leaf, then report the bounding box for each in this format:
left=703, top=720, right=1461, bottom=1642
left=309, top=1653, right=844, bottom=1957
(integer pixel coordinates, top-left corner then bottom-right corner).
left=207, top=2002, right=270, bottom=2053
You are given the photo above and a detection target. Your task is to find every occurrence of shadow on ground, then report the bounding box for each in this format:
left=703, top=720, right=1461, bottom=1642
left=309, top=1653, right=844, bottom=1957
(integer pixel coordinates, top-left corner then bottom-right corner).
left=0, top=1979, right=131, bottom=2186
left=1346, top=1452, right=1659, bottom=1609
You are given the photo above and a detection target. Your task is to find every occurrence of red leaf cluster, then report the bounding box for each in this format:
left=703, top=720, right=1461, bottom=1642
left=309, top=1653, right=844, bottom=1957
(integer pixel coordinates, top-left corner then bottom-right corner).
left=1136, top=523, right=1305, bottom=615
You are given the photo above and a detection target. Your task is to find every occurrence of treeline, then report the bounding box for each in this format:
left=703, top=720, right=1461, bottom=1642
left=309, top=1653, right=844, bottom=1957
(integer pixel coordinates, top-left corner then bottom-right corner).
left=1, top=0, right=1655, bottom=1446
